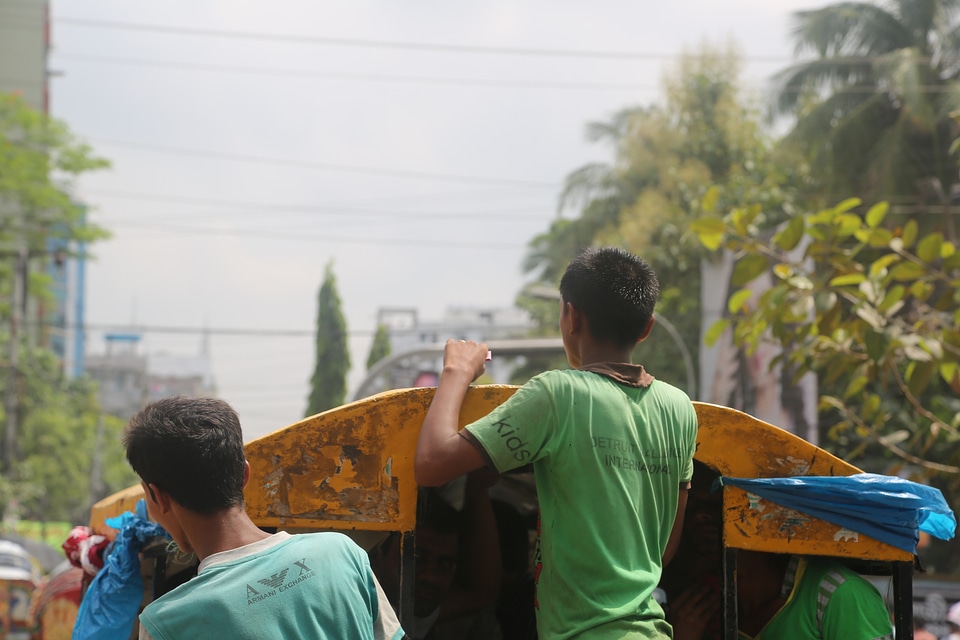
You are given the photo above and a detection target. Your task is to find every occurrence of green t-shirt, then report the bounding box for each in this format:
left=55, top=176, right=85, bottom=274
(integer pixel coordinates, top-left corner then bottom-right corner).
left=743, top=557, right=894, bottom=640
left=464, top=367, right=698, bottom=639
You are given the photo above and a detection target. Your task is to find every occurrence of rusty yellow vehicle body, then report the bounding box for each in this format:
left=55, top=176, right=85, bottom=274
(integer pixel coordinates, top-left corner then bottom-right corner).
left=89, top=386, right=916, bottom=637
left=92, top=387, right=910, bottom=561
left=90, top=385, right=519, bottom=536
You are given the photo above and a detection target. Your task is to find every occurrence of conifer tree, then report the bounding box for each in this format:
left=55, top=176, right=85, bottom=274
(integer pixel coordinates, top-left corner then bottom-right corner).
left=366, top=324, right=392, bottom=371
left=305, top=262, right=350, bottom=416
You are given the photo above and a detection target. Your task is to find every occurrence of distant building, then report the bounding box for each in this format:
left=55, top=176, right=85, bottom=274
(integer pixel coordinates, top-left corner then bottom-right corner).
left=86, top=334, right=218, bottom=420
left=362, top=306, right=536, bottom=395
left=1, top=1, right=91, bottom=376
left=39, top=211, right=89, bottom=378
left=0, top=0, right=48, bottom=112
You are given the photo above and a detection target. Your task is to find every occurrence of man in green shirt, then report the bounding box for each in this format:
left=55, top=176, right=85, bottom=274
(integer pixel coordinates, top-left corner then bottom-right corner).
left=415, top=247, right=698, bottom=639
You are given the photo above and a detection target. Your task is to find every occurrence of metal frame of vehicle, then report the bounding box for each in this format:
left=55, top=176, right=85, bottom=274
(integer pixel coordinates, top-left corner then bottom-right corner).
left=89, top=387, right=917, bottom=637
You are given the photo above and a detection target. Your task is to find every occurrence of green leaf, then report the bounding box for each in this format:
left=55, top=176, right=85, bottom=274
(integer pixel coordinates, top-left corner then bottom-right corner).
left=787, top=275, right=814, bottom=290
left=910, top=281, right=934, bottom=301
left=690, top=218, right=726, bottom=234
left=774, top=216, right=805, bottom=251
left=865, top=202, right=888, bottom=228
left=728, top=289, right=753, bottom=314
left=773, top=263, right=793, bottom=280
left=830, top=273, right=866, bottom=286
left=844, top=374, right=868, bottom=398
left=941, top=241, right=955, bottom=260
left=861, top=393, right=881, bottom=421
left=878, top=285, right=905, bottom=313
left=869, top=254, right=900, bottom=277
left=907, top=360, right=936, bottom=397
left=866, top=228, right=893, bottom=247
left=834, top=198, right=862, bottom=214
left=889, top=262, right=925, bottom=281
left=837, top=214, right=862, bottom=237
left=704, top=318, right=731, bottom=347
left=864, top=330, right=887, bottom=361
left=917, top=232, right=943, bottom=263
left=691, top=218, right=726, bottom=250
left=731, top=254, right=769, bottom=286
left=941, top=362, right=959, bottom=386
left=701, top=186, right=720, bottom=214
left=815, top=291, right=838, bottom=312
left=901, top=220, right=918, bottom=249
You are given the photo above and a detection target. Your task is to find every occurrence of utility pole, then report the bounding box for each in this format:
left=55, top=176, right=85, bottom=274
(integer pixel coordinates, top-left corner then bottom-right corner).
left=4, top=247, right=27, bottom=475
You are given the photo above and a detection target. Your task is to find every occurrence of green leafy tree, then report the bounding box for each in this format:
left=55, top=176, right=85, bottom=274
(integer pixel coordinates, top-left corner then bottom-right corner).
left=520, top=44, right=809, bottom=393
left=0, top=343, right=136, bottom=523
left=693, top=196, right=960, bottom=571
left=365, top=324, right=392, bottom=371
left=306, top=262, right=350, bottom=416
left=773, top=0, right=960, bottom=203
left=693, top=198, right=959, bottom=472
left=0, top=91, right=110, bottom=265
left=0, top=91, right=119, bottom=522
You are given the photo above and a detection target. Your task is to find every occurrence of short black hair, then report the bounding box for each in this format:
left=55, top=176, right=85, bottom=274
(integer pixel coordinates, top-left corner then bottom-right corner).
left=417, top=489, right=462, bottom=536
left=124, top=396, right=247, bottom=515
left=559, top=247, right=660, bottom=348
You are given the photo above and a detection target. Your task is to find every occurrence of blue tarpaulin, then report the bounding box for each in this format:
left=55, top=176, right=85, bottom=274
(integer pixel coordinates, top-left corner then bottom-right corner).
left=72, top=499, right=170, bottom=640
left=716, top=473, right=956, bottom=554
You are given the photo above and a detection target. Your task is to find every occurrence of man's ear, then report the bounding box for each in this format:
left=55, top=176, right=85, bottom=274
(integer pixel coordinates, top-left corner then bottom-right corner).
left=565, top=302, right=585, bottom=334
left=147, top=482, right=174, bottom=515
left=242, top=460, right=251, bottom=489
left=637, top=315, right=656, bottom=344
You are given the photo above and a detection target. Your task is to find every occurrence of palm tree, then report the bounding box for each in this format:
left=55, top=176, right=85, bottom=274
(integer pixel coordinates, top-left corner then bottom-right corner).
left=773, top=0, right=960, bottom=205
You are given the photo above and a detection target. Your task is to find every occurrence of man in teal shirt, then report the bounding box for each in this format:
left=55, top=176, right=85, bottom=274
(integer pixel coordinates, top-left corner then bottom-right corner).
left=124, top=396, right=405, bottom=640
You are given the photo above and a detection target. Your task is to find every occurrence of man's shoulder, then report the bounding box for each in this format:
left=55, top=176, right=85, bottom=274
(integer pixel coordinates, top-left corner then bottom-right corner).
left=285, top=531, right=366, bottom=561
left=798, top=557, right=878, bottom=594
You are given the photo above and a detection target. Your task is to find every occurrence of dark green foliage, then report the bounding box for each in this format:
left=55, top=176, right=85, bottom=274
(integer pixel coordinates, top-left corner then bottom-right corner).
left=0, top=91, right=122, bottom=524
left=520, top=44, right=809, bottom=396
left=306, top=262, right=351, bottom=416
left=0, top=343, right=137, bottom=523
left=366, top=324, right=392, bottom=371
left=773, top=0, right=960, bottom=204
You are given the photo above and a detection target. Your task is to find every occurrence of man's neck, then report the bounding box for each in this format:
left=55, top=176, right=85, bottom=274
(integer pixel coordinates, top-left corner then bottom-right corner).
left=576, top=342, right=636, bottom=368
left=179, top=505, right=272, bottom=562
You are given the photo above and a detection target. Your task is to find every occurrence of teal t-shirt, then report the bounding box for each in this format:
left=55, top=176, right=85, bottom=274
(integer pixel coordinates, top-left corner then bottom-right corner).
left=743, top=557, right=894, bottom=640
left=139, top=532, right=404, bottom=640
left=465, top=367, right=698, bottom=639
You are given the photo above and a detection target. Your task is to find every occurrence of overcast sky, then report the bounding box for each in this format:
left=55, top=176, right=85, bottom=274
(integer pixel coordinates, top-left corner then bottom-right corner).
left=47, top=0, right=817, bottom=440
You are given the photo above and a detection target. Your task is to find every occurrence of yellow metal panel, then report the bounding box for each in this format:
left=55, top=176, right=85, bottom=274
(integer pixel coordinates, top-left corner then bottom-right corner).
left=693, top=402, right=912, bottom=561
left=244, top=385, right=517, bottom=532
left=89, top=391, right=912, bottom=561
left=91, top=386, right=518, bottom=535
left=89, top=484, right=145, bottom=538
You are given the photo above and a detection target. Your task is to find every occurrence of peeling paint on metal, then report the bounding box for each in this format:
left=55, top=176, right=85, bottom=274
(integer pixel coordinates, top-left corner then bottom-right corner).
left=834, top=528, right=860, bottom=543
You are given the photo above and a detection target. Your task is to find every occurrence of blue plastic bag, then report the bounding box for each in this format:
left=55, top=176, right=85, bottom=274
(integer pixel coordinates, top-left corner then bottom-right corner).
left=716, top=473, right=957, bottom=554
left=72, top=499, right=170, bottom=640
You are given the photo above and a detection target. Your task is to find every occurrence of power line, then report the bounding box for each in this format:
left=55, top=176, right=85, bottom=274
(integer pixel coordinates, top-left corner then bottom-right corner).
left=50, top=53, right=960, bottom=96
left=54, top=17, right=792, bottom=62
left=83, top=185, right=549, bottom=210
left=104, top=207, right=548, bottom=224
left=90, top=138, right=560, bottom=188
left=53, top=53, right=660, bottom=92
left=80, top=189, right=552, bottom=222
left=104, top=221, right=529, bottom=249
left=82, top=322, right=317, bottom=337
